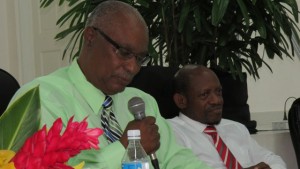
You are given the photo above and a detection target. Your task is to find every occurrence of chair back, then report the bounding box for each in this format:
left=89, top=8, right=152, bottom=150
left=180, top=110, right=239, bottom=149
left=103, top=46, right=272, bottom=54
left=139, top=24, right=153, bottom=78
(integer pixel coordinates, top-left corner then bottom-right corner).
left=288, top=98, right=300, bottom=168
left=128, top=66, right=179, bottom=119
left=128, top=66, right=257, bottom=133
left=0, top=69, right=20, bottom=116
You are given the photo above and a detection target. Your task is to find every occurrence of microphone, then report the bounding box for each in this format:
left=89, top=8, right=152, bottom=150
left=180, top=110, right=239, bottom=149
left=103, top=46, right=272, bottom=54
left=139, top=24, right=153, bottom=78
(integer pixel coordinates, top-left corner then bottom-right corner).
left=128, top=97, right=160, bottom=169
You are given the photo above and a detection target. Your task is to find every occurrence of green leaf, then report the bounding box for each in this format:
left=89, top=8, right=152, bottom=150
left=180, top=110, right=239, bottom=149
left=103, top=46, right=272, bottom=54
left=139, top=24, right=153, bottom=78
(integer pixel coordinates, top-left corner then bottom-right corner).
left=212, top=0, right=229, bottom=26
left=236, top=0, right=250, bottom=26
left=0, top=86, right=41, bottom=152
left=56, top=1, right=85, bottom=27
left=136, top=0, right=149, bottom=8
left=280, top=0, right=299, bottom=22
left=252, top=7, right=267, bottom=39
left=55, top=23, right=84, bottom=40
left=40, top=0, right=54, bottom=8
left=178, top=2, right=191, bottom=32
left=193, top=6, right=201, bottom=32
left=59, top=0, right=66, bottom=6
left=68, top=0, right=81, bottom=7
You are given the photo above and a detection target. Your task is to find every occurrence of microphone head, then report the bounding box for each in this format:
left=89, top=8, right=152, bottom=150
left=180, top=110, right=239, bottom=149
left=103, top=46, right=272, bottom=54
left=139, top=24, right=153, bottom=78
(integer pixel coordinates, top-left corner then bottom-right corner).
left=128, top=97, right=145, bottom=120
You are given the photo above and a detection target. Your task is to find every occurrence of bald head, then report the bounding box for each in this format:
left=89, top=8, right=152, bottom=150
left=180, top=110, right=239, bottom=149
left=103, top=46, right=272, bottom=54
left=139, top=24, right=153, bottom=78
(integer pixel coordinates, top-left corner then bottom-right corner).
left=174, top=65, right=218, bottom=95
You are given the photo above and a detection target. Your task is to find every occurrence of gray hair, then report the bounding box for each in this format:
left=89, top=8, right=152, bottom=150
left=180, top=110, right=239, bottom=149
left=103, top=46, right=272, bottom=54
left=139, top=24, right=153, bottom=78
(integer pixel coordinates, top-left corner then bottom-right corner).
left=85, top=0, right=146, bottom=29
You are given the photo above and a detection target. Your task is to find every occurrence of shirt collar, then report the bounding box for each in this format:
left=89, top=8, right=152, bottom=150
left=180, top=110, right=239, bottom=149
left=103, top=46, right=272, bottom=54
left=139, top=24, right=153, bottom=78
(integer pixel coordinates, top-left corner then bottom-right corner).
left=178, top=112, right=207, bottom=132
left=178, top=112, right=223, bottom=132
left=67, top=59, right=106, bottom=113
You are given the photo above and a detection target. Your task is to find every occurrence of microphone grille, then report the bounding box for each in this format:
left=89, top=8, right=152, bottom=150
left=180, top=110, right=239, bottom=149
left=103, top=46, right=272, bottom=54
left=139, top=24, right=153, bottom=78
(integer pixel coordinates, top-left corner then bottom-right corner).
left=128, top=97, right=145, bottom=119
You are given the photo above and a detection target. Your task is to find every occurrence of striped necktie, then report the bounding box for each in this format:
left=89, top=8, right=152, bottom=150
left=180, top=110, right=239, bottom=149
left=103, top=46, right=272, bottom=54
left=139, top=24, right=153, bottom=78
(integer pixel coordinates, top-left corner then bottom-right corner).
left=204, top=126, right=242, bottom=169
left=101, top=95, right=123, bottom=143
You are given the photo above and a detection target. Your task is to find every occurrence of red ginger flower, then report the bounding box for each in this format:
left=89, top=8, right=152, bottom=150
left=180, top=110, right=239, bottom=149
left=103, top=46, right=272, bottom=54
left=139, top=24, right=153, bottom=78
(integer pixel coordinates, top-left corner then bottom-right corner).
left=12, top=116, right=103, bottom=169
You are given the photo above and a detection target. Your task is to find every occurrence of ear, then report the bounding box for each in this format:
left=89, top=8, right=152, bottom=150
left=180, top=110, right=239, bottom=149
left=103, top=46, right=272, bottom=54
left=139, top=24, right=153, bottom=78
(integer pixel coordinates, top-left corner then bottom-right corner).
left=83, top=27, right=96, bottom=46
left=173, top=93, right=187, bottom=109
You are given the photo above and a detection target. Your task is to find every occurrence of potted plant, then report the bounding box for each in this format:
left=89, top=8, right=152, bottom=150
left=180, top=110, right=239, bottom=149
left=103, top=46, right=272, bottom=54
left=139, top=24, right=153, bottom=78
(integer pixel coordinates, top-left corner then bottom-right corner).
left=40, top=0, right=300, bottom=133
left=40, top=0, right=300, bottom=81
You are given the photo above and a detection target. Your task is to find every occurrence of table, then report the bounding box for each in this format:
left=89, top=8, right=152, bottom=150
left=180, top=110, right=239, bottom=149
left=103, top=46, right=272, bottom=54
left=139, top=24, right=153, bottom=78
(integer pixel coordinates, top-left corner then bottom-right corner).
left=251, top=130, right=297, bottom=169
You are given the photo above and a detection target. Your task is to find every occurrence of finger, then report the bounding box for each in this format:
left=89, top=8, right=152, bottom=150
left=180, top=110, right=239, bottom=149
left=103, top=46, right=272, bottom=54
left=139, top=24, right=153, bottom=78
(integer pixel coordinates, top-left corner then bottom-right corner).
left=143, top=116, right=156, bottom=124
left=255, top=162, right=271, bottom=169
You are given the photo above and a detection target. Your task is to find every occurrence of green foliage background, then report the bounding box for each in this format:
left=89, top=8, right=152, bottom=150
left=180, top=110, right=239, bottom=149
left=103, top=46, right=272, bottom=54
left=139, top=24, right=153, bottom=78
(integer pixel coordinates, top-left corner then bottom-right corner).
left=40, top=0, right=300, bottom=80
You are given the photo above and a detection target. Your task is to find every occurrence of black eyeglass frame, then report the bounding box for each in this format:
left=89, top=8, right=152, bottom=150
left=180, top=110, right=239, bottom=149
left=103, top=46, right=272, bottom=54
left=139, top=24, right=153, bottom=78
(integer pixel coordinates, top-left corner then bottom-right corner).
left=92, top=26, right=150, bottom=66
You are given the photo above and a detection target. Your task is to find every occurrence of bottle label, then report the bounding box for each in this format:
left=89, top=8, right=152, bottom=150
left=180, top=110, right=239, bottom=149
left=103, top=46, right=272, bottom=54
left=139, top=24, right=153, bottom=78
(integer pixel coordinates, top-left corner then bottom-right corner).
left=122, top=162, right=149, bottom=169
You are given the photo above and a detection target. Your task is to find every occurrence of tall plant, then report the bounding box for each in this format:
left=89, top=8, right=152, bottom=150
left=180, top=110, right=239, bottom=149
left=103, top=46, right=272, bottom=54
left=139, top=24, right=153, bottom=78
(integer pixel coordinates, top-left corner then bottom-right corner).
left=40, top=0, right=300, bottom=80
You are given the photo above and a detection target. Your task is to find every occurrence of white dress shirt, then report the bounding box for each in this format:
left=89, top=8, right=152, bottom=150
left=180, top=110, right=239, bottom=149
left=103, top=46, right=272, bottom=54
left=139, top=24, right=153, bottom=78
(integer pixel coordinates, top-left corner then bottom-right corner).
left=168, top=113, right=287, bottom=169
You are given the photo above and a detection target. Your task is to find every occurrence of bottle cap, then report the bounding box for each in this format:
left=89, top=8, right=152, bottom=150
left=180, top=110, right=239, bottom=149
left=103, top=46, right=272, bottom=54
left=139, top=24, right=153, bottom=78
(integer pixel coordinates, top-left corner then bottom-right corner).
left=127, top=129, right=141, bottom=139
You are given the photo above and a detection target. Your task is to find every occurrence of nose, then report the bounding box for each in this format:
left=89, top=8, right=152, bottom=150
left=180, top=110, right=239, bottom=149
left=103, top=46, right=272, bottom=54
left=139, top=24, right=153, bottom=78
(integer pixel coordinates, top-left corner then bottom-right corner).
left=123, top=57, right=140, bottom=75
left=209, top=93, right=223, bottom=105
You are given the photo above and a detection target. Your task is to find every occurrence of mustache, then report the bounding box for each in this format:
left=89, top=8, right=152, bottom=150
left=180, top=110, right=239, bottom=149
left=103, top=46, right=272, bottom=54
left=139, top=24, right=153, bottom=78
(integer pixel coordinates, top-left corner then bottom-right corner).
left=207, top=105, right=223, bottom=112
left=113, top=71, right=135, bottom=80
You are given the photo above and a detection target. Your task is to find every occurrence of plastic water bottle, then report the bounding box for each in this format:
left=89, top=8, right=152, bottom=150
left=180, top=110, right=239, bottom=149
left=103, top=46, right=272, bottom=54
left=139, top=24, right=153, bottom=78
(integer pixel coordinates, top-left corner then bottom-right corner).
left=121, top=129, right=150, bottom=169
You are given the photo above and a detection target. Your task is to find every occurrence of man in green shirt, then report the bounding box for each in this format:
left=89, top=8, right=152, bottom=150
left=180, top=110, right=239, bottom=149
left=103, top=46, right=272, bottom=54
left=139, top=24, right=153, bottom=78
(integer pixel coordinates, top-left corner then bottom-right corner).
left=9, top=1, right=211, bottom=169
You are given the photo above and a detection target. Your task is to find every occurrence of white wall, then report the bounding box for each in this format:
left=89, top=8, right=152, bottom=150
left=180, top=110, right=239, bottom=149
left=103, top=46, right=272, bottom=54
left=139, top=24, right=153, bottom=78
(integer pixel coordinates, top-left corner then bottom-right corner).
left=247, top=56, right=300, bottom=111
left=0, top=1, right=20, bottom=80
left=1, top=0, right=300, bottom=123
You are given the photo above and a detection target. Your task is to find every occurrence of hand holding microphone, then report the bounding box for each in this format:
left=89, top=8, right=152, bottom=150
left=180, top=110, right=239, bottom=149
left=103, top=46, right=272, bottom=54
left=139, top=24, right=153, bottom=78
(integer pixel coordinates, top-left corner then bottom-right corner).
left=120, top=116, right=160, bottom=153
left=125, top=97, right=160, bottom=169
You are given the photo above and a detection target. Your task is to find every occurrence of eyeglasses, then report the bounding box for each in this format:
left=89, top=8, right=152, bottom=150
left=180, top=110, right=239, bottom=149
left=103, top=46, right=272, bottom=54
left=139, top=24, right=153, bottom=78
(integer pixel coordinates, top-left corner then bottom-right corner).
left=92, top=26, right=150, bottom=66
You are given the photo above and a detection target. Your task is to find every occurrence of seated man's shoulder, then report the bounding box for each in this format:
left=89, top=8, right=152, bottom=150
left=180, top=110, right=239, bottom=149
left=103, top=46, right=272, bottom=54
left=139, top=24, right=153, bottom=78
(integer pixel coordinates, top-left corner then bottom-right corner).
left=221, top=119, right=249, bottom=132
left=37, top=67, right=71, bottom=86
left=168, top=116, right=182, bottom=124
left=13, top=68, right=71, bottom=99
left=167, top=117, right=186, bottom=129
